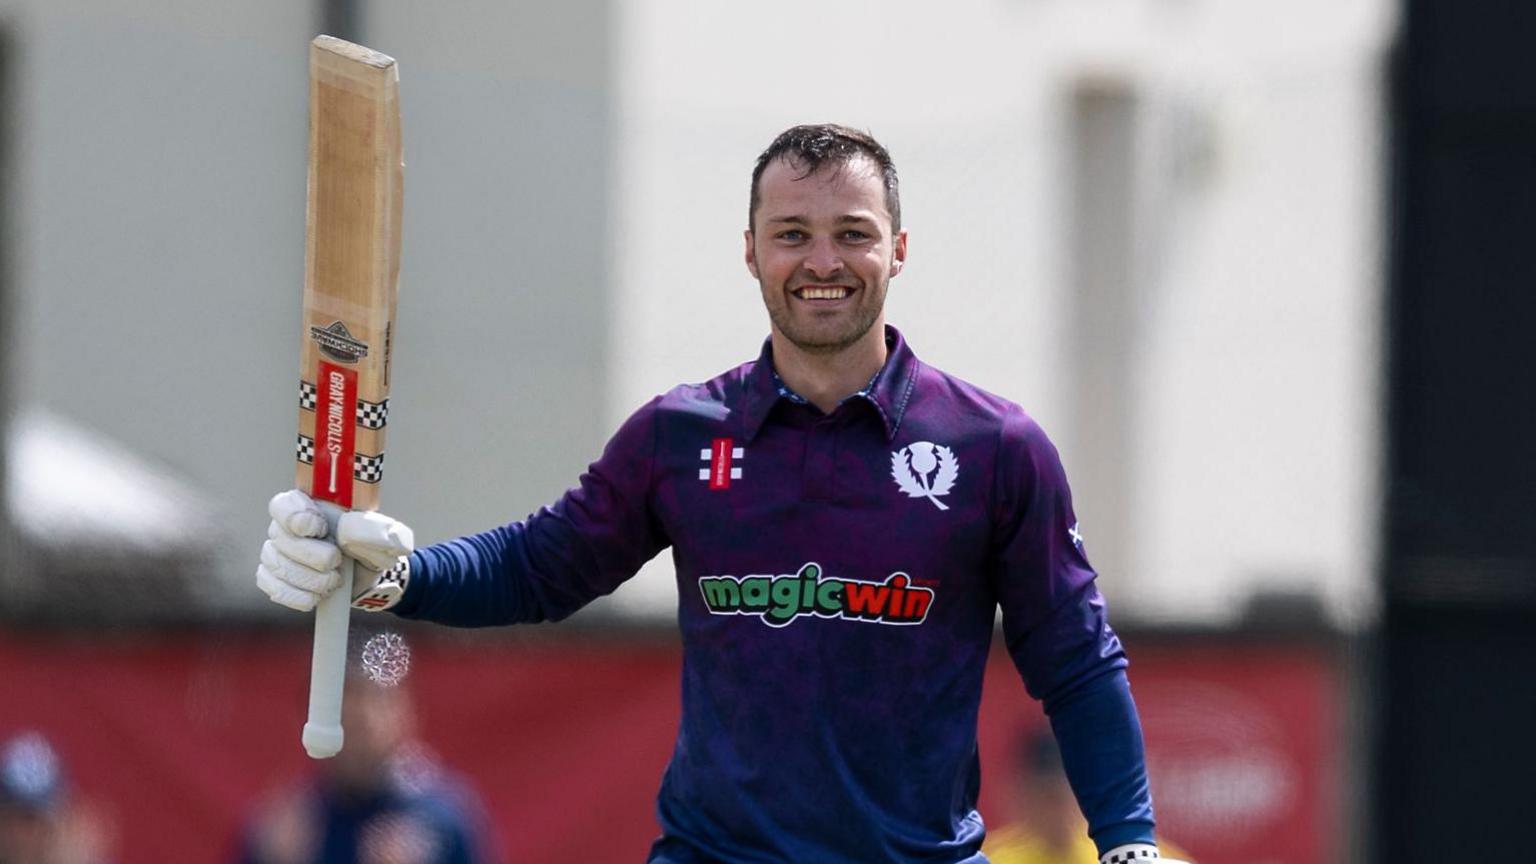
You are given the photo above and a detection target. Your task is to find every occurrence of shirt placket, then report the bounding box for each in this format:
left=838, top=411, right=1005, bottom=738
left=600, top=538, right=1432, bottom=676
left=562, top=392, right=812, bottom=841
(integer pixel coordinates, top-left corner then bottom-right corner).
left=802, top=414, right=839, bottom=501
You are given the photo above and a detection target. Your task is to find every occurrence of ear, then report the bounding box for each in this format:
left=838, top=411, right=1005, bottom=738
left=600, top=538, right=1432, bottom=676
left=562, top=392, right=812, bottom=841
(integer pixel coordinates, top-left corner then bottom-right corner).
left=744, top=229, right=760, bottom=279
left=889, top=229, right=908, bottom=278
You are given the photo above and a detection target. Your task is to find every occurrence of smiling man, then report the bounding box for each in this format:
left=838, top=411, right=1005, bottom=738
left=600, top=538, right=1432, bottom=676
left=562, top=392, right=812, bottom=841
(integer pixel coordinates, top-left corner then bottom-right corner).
left=257, top=124, right=1181, bottom=864
left=747, top=138, right=906, bottom=410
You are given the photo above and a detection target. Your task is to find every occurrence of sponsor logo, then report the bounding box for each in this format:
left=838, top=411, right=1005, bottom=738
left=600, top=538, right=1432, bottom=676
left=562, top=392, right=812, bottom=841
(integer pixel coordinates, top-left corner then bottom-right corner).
left=698, top=562, right=934, bottom=628
left=1069, top=521, right=1084, bottom=547
left=698, top=438, right=742, bottom=489
left=311, top=320, right=370, bottom=364
left=891, top=441, right=958, bottom=510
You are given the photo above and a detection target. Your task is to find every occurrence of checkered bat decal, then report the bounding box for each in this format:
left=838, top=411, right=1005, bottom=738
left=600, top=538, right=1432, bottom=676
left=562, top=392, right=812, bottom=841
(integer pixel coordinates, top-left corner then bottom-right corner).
left=300, top=380, right=389, bottom=429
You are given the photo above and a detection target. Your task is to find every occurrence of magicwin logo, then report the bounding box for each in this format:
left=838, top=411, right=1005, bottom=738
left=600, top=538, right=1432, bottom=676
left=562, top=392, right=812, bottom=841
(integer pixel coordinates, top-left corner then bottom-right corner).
left=698, top=562, right=935, bottom=628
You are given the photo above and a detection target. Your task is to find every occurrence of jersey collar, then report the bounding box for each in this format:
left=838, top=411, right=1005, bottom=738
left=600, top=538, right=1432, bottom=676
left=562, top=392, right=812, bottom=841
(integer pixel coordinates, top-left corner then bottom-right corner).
left=739, top=324, right=920, bottom=443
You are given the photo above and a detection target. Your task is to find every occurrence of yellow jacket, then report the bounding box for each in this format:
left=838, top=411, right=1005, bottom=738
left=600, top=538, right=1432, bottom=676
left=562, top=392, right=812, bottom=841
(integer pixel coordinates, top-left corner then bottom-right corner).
left=982, top=825, right=1099, bottom=864
left=983, top=826, right=1193, bottom=864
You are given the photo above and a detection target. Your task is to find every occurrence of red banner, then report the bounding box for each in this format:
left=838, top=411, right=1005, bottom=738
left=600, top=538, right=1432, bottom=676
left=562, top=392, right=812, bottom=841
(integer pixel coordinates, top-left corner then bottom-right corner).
left=975, top=639, right=1344, bottom=863
left=0, top=631, right=1341, bottom=864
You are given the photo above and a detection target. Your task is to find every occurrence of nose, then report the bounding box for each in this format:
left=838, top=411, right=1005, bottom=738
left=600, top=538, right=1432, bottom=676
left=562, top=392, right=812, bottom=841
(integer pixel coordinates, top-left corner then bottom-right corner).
left=803, top=238, right=844, bottom=280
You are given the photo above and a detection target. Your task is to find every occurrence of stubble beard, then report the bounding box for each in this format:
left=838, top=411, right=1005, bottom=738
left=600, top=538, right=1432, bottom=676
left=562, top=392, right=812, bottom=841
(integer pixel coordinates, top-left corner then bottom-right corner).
left=763, top=275, right=888, bottom=357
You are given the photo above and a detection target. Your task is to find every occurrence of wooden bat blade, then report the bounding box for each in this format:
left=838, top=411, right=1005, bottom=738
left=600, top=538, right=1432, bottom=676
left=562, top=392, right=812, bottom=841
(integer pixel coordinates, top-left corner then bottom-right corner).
left=297, top=34, right=402, bottom=513
left=295, top=35, right=403, bottom=760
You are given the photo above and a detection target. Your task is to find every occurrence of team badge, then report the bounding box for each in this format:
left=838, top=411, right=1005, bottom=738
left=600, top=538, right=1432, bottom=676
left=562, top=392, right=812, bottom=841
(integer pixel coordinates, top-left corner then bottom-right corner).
left=891, top=441, right=958, bottom=511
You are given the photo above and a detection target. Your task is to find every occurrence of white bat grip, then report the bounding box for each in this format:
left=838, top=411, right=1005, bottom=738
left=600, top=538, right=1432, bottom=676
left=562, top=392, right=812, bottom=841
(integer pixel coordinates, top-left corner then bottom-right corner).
left=302, top=501, right=355, bottom=758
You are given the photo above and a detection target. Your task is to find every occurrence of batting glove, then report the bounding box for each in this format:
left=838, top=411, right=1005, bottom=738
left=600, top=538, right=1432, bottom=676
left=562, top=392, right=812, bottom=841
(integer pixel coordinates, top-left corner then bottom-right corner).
left=256, top=490, right=413, bottom=613
left=336, top=508, right=413, bottom=612
left=1101, top=845, right=1189, bottom=864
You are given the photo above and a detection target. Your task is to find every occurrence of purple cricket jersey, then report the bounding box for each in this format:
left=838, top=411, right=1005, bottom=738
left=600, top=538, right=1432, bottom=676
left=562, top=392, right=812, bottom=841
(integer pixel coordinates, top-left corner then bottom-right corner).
left=395, top=326, right=1154, bottom=862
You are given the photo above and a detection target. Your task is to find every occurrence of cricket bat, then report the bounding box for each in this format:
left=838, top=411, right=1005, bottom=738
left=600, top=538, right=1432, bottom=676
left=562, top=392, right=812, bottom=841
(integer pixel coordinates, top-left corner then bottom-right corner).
left=294, top=35, right=402, bottom=759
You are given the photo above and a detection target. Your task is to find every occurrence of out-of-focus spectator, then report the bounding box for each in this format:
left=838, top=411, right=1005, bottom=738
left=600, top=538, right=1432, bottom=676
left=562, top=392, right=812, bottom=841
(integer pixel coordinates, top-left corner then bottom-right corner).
left=235, top=674, right=497, bottom=864
left=984, top=730, right=1191, bottom=864
left=0, top=731, right=115, bottom=864
left=983, top=729, right=1099, bottom=864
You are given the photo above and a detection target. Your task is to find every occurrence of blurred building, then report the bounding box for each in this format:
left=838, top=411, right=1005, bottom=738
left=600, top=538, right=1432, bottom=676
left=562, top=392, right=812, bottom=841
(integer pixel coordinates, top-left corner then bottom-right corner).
left=0, top=0, right=1394, bottom=630
left=2, top=408, right=221, bottom=622
left=0, top=0, right=616, bottom=616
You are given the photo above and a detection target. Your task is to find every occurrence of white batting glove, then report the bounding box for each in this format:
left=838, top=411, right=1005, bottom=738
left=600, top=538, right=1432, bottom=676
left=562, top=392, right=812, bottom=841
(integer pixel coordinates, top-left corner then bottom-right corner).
left=336, top=508, right=413, bottom=612
left=255, top=490, right=413, bottom=613
left=1100, top=845, right=1189, bottom=864
left=257, top=490, right=342, bottom=611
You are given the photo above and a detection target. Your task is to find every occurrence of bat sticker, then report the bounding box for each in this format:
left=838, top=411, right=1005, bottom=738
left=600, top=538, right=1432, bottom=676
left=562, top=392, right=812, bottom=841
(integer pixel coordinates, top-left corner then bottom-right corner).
left=310, top=320, right=370, bottom=363
left=311, top=362, right=359, bottom=506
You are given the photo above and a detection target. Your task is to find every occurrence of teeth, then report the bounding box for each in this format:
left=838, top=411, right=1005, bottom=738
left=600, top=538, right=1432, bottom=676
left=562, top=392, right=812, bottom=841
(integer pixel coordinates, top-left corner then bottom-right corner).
left=799, top=287, right=849, bottom=300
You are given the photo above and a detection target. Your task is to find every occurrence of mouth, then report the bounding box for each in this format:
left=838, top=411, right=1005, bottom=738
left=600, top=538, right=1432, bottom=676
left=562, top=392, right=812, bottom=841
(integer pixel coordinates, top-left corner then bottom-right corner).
left=791, top=284, right=855, bottom=301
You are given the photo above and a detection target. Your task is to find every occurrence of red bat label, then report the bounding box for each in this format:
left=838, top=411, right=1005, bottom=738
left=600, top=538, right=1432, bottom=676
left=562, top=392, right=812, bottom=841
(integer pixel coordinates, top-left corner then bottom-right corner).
left=312, top=361, right=358, bottom=507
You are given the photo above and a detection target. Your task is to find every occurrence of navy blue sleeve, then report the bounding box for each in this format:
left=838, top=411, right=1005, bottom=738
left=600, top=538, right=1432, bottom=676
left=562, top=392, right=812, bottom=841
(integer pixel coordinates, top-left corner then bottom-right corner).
left=391, top=397, right=670, bottom=626
left=990, top=410, right=1155, bottom=853
left=1047, top=669, right=1156, bottom=853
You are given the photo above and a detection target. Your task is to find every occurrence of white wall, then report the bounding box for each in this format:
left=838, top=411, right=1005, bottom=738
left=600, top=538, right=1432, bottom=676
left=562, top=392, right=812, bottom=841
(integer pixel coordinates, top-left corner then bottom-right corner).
left=606, top=0, right=1395, bottom=627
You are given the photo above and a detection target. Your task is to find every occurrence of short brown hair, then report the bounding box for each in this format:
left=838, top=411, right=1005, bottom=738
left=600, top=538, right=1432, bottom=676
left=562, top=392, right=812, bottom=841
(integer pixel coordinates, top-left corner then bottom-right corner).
left=749, top=124, right=901, bottom=232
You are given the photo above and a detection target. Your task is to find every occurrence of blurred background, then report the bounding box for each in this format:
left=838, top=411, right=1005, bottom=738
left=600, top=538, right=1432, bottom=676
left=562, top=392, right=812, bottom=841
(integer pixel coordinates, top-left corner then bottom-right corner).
left=0, top=0, right=1529, bottom=861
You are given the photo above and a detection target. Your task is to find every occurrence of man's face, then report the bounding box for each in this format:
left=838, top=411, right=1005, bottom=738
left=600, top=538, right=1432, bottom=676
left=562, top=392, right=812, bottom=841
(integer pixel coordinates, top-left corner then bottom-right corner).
left=746, top=155, right=907, bottom=355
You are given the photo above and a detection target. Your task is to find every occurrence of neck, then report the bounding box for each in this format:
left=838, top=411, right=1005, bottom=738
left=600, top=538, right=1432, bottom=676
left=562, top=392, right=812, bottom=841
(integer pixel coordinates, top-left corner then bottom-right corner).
left=770, top=323, right=888, bottom=415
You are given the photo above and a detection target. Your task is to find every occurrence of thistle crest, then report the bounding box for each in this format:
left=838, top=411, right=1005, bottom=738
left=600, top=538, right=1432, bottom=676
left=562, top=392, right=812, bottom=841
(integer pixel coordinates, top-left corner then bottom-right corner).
left=890, top=442, right=958, bottom=511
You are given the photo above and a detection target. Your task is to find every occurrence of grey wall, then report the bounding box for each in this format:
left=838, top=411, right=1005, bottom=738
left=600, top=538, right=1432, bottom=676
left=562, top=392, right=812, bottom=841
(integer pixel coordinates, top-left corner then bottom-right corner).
left=1, top=18, right=13, bottom=590
left=0, top=0, right=613, bottom=612
left=366, top=0, right=613, bottom=551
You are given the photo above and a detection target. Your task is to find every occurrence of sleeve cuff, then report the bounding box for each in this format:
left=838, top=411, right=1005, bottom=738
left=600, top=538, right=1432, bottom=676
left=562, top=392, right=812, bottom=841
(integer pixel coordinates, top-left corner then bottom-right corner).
left=389, top=550, right=430, bottom=615
left=1091, top=822, right=1157, bottom=858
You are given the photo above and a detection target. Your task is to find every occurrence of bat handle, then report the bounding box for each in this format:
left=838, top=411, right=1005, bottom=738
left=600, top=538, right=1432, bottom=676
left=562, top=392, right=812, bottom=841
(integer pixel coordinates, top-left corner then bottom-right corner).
left=302, top=501, right=355, bottom=759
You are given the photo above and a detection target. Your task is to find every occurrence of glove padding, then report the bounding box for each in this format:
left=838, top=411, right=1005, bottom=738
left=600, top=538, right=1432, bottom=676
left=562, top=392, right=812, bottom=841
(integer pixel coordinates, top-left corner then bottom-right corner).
left=1100, top=844, right=1189, bottom=864
left=338, top=510, right=414, bottom=612
left=336, top=509, right=414, bottom=572
left=255, top=490, right=414, bottom=613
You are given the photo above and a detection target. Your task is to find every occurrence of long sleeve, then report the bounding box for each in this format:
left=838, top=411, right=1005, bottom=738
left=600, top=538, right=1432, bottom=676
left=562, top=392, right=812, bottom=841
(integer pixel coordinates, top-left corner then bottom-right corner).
left=1047, top=668, right=1155, bottom=852
left=391, top=396, right=671, bottom=626
left=989, top=409, right=1155, bottom=853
